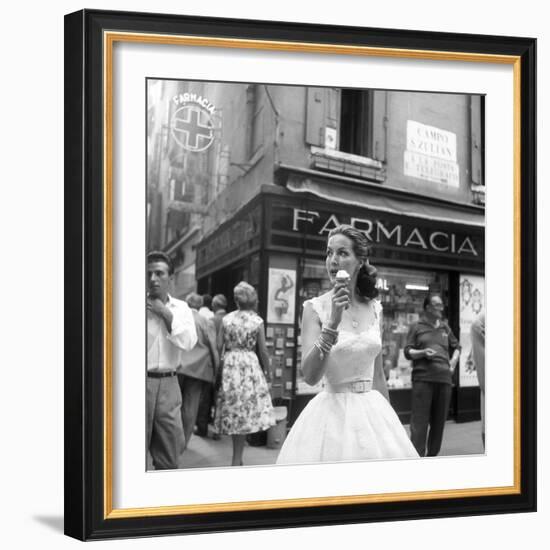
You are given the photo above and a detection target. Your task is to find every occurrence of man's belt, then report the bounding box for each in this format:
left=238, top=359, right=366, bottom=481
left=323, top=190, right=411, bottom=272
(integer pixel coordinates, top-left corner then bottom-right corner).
left=147, top=370, right=177, bottom=378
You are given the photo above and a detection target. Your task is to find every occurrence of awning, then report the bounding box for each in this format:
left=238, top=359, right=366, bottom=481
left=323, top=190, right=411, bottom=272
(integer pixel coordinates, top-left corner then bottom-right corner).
left=283, top=171, right=485, bottom=228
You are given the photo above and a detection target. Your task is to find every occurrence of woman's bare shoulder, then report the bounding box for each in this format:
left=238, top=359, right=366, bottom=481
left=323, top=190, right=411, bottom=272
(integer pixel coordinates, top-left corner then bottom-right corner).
left=303, top=291, right=331, bottom=324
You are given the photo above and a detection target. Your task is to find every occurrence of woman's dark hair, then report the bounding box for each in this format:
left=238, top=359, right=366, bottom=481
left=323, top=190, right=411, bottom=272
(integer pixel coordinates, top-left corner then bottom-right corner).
left=202, top=294, right=212, bottom=309
left=328, top=224, right=378, bottom=300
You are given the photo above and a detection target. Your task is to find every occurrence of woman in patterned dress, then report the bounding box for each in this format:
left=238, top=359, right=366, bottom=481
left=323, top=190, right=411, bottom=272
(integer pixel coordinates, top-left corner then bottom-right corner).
left=214, top=281, right=275, bottom=466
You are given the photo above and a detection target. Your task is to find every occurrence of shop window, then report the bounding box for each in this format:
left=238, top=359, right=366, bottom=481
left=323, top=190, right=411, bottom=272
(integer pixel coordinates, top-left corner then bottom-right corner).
left=295, top=258, right=332, bottom=395
left=377, top=267, right=449, bottom=389
left=294, top=261, right=449, bottom=394
left=458, top=274, right=485, bottom=388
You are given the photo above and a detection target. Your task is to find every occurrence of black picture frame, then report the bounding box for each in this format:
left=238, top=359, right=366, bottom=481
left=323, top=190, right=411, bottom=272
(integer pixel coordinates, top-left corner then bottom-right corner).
left=64, top=9, right=536, bottom=541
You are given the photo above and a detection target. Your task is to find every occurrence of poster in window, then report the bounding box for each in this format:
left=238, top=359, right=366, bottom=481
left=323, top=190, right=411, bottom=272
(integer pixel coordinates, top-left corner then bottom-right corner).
left=459, top=274, right=485, bottom=387
left=267, top=268, right=296, bottom=324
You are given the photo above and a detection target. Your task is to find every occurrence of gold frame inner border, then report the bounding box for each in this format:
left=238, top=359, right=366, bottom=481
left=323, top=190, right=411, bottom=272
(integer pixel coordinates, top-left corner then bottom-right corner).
left=103, top=30, right=522, bottom=519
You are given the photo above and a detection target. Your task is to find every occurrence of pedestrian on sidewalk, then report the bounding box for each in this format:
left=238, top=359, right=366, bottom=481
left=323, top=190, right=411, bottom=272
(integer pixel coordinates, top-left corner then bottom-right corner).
left=276, top=225, right=418, bottom=465
left=199, top=293, right=214, bottom=322
left=211, top=293, right=228, bottom=341
left=146, top=251, right=197, bottom=470
left=470, top=312, right=485, bottom=448
left=177, top=293, right=219, bottom=450
left=405, top=293, right=461, bottom=457
left=214, top=282, right=275, bottom=466
left=195, top=293, right=228, bottom=438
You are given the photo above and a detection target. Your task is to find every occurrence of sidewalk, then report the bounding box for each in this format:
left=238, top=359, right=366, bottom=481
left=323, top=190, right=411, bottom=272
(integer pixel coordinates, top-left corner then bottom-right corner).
left=178, top=420, right=484, bottom=469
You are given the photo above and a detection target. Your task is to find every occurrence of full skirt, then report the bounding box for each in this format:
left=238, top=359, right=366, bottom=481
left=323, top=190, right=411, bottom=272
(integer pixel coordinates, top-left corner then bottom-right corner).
left=214, top=350, right=275, bottom=435
left=276, top=390, right=418, bottom=464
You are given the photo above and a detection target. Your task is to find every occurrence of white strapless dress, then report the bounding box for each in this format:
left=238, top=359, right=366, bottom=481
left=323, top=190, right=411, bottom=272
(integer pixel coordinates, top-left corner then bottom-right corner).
left=276, top=293, right=418, bottom=465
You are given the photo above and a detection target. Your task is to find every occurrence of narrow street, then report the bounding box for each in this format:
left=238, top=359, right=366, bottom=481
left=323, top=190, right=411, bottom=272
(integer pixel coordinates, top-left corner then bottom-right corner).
left=176, top=420, right=484, bottom=470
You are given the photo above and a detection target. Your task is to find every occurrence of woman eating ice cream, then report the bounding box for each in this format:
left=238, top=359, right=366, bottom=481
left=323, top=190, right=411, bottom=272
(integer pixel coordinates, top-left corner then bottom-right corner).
left=276, top=225, right=418, bottom=465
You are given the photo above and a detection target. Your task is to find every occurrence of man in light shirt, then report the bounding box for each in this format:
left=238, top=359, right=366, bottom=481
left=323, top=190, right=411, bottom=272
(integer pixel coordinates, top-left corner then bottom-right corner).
left=147, top=251, right=197, bottom=470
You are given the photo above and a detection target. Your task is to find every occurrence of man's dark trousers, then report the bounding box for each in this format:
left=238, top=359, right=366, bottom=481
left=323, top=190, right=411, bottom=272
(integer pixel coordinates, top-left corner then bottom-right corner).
left=410, top=381, right=452, bottom=456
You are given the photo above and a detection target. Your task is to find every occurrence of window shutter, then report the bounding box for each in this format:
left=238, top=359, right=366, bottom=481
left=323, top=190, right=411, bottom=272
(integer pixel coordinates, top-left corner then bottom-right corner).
left=371, top=90, right=387, bottom=162
left=326, top=88, right=340, bottom=130
left=470, top=96, right=483, bottom=185
left=305, top=88, right=325, bottom=146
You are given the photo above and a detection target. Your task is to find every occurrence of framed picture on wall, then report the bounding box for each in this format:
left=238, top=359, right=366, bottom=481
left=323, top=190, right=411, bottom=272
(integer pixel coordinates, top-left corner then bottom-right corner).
left=64, top=9, right=536, bottom=540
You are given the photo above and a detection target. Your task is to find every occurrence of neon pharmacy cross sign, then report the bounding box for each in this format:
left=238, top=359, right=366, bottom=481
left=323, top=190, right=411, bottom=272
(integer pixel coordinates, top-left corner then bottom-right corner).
left=171, top=104, right=214, bottom=152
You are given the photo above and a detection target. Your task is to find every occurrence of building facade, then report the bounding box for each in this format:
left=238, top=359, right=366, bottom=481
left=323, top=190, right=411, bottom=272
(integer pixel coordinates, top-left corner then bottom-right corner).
left=147, top=80, right=485, bottom=425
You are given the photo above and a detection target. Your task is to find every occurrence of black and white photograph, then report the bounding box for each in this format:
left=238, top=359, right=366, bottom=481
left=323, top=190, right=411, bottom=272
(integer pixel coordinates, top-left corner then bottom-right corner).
left=146, top=79, right=486, bottom=471
left=1, top=0, right=545, bottom=545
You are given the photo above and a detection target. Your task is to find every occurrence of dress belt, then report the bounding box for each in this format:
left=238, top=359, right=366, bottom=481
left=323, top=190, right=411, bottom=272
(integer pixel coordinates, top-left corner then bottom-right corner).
left=147, top=370, right=177, bottom=378
left=325, top=379, right=373, bottom=394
